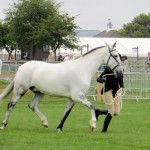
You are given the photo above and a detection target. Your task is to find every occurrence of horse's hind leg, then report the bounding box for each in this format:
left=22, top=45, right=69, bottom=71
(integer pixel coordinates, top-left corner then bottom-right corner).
left=28, top=92, right=48, bottom=128
left=0, top=93, right=23, bottom=129
left=57, top=99, right=75, bottom=132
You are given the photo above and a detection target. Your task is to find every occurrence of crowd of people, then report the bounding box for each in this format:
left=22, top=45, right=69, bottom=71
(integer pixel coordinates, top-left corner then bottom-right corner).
left=47, top=51, right=76, bottom=62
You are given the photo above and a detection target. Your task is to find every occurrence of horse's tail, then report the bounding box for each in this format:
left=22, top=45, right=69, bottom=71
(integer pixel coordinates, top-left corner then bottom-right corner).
left=0, top=80, right=14, bottom=104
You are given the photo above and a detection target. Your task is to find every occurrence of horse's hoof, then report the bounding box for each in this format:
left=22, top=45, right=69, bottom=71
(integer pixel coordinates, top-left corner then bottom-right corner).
left=90, top=126, right=96, bottom=132
left=42, top=119, right=48, bottom=128
left=57, top=128, right=62, bottom=133
left=89, top=120, right=96, bottom=132
left=42, top=124, right=48, bottom=128
left=0, top=125, right=5, bottom=130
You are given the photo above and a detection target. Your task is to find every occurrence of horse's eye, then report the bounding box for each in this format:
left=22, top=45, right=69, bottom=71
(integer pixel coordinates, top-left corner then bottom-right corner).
left=114, top=55, right=118, bottom=58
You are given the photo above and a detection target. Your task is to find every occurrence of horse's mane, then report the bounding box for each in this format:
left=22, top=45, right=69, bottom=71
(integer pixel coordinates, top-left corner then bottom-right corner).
left=82, top=46, right=105, bottom=57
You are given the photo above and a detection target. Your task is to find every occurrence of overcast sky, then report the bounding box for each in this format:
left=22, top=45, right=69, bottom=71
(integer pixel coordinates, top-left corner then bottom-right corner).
left=0, top=0, right=150, bottom=31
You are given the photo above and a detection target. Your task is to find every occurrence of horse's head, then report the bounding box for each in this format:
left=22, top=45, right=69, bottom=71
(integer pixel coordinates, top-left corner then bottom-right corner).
left=104, top=42, right=123, bottom=78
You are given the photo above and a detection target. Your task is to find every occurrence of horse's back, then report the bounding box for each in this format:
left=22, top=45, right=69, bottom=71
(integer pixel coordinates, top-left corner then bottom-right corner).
left=15, top=61, right=80, bottom=95
left=16, top=61, right=43, bottom=76
left=15, top=61, right=50, bottom=82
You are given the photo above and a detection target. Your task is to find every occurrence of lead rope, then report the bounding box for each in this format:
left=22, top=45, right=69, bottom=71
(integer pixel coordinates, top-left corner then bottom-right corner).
left=102, top=74, right=126, bottom=110
left=114, top=88, right=125, bottom=110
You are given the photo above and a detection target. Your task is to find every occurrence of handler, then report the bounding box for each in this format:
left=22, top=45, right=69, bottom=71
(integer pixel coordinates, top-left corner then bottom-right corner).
left=95, top=65, right=124, bottom=133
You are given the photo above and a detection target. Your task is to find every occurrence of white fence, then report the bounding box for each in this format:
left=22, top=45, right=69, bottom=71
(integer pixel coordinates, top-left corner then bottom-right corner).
left=86, top=69, right=150, bottom=100
left=1, top=61, right=150, bottom=100
left=1, top=61, right=26, bottom=73
left=123, top=72, right=150, bottom=100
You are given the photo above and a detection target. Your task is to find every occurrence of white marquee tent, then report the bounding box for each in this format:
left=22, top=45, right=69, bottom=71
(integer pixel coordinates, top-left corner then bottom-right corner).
left=0, top=49, right=21, bottom=60
left=79, top=38, right=150, bottom=57
left=60, top=38, right=150, bottom=57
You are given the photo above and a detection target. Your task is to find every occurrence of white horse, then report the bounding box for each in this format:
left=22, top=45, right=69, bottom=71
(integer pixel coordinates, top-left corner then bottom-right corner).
left=0, top=42, right=123, bottom=132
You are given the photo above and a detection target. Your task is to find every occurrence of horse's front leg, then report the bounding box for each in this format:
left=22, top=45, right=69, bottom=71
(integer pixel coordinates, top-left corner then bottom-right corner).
left=77, top=93, right=97, bottom=132
left=89, top=108, right=97, bottom=132
left=57, top=99, right=75, bottom=132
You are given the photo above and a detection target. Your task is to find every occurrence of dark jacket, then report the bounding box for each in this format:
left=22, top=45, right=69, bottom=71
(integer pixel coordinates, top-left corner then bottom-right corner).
left=97, top=66, right=124, bottom=97
left=58, top=55, right=63, bottom=61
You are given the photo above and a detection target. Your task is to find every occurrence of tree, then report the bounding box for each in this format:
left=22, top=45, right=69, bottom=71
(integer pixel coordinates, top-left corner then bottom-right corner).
left=4, top=0, right=79, bottom=60
left=0, top=21, right=4, bottom=48
left=32, top=11, right=79, bottom=60
left=118, top=13, right=150, bottom=37
left=0, top=21, right=15, bottom=60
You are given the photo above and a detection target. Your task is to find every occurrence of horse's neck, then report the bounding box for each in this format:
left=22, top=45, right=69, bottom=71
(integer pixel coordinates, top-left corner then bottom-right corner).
left=77, top=48, right=106, bottom=79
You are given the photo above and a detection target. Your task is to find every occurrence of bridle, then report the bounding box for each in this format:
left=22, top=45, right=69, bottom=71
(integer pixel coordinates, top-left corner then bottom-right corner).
left=106, top=45, right=122, bottom=71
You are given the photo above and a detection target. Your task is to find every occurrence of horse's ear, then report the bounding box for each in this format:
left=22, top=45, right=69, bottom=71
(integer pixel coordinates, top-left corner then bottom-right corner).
left=105, top=42, right=111, bottom=52
left=113, top=41, right=117, bottom=49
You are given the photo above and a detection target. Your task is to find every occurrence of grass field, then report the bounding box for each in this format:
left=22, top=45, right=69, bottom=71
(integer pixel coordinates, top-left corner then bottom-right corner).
left=0, top=81, right=150, bottom=150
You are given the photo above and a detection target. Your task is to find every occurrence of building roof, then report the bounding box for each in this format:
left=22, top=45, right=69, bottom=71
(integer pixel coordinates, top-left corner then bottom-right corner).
left=94, top=30, right=119, bottom=37
left=75, top=30, right=100, bottom=37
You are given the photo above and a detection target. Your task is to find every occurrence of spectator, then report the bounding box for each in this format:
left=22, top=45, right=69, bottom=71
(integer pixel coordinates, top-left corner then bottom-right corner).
left=10, top=54, right=14, bottom=61
left=57, top=52, right=63, bottom=61
left=69, top=53, right=76, bottom=60
left=23, top=52, right=29, bottom=60
left=122, top=55, right=128, bottom=72
left=63, top=54, right=70, bottom=61
left=48, top=51, right=55, bottom=62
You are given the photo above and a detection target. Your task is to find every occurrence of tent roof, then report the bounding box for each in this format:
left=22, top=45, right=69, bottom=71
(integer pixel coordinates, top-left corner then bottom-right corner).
left=78, top=37, right=150, bottom=57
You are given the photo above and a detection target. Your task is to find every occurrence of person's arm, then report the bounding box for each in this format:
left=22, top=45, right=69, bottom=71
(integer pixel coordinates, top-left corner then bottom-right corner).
left=97, top=75, right=105, bottom=83
left=117, top=76, right=124, bottom=88
left=97, top=67, right=110, bottom=83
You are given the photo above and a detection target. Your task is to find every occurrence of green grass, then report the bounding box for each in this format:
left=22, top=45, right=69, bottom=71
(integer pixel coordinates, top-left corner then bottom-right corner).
left=0, top=81, right=150, bottom=150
